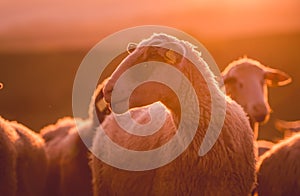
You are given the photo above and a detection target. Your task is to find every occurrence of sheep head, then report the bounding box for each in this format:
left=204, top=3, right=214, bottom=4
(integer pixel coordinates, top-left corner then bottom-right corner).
left=222, top=58, right=291, bottom=125
left=103, top=33, right=187, bottom=114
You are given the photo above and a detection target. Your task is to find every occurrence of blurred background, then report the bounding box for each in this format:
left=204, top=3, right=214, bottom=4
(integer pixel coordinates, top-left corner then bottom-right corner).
left=0, top=0, right=299, bottom=141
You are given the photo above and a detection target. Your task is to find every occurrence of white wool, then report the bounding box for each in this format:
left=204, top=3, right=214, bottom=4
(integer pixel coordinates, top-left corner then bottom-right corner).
left=91, top=33, right=255, bottom=195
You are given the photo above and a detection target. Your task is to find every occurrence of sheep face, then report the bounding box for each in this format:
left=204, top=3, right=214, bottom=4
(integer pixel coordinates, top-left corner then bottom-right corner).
left=104, top=35, right=184, bottom=114
left=222, top=60, right=291, bottom=125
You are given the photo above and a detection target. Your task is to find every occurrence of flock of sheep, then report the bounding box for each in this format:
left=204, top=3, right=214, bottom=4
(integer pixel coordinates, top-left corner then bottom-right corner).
left=1, top=33, right=299, bottom=196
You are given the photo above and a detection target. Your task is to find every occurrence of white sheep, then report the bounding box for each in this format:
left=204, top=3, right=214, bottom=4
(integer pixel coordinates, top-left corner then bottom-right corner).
left=222, top=57, right=291, bottom=140
left=40, top=80, right=110, bottom=196
left=0, top=117, right=47, bottom=196
left=256, top=132, right=300, bottom=195
left=91, top=33, right=256, bottom=195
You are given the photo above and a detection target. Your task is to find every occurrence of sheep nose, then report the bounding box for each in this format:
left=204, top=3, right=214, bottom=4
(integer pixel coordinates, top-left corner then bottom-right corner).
left=253, top=103, right=268, bottom=113
left=252, top=103, right=269, bottom=122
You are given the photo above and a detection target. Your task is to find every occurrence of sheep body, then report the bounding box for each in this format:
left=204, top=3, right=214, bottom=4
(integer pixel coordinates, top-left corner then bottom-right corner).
left=257, top=132, right=300, bottom=196
left=92, top=101, right=255, bottom=195
left=0, top=117, right=47, bottom=196
left=40, top=117, right=94, bottom=196
left=93, top=33, right=256, bottom=195
left=41, top=81, right=110, bottom=196
left=0, top=118, right=18, bottom=196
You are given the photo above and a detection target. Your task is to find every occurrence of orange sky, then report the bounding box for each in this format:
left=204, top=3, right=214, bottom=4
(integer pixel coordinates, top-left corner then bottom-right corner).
left=0, top=0, right=300, bottom=51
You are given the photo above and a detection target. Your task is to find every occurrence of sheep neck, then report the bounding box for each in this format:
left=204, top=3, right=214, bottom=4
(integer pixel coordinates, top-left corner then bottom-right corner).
left=160, top=57, right=222, bottom=133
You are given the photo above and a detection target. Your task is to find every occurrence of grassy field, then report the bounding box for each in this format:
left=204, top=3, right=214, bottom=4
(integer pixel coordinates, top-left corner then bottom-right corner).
left=0, top=31, right=299, bottom=141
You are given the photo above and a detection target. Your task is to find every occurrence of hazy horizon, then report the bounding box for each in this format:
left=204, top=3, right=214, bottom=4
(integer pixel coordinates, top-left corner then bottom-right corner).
left=1, top=0, right=300, bottom=51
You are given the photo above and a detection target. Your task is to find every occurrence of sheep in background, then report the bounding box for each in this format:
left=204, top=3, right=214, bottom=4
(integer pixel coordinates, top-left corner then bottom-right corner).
left=0, top=117, right=47, bottom=196
left=257, top=132, right=300, bottom=196
left=41, top=80, right=110, bottom=196
left=275, top=119, right=300, bottom=139
left=0, top=117, right=17, bottom=196
left=41, top=118, right=93, bottom=196
left=92, top=33, right=256, bottom=195
left=253, top=118, right=300, bottom=187
left=222, top=57, right=291, bottom=140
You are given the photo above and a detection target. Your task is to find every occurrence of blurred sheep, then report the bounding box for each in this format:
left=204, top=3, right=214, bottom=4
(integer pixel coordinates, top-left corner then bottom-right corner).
left=257, top=132, right=300, bottom=196
left=222, top=57, right=291, bottom=140
left=41, top=80, right=110, bottom=196
left=0, top=117, right=47, bottom=196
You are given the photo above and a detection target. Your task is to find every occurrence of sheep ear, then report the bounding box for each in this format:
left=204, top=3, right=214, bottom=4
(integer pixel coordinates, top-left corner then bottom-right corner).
left=127, top=42, right=137, bottom=54
left=264, top=68, right=292, bottom=87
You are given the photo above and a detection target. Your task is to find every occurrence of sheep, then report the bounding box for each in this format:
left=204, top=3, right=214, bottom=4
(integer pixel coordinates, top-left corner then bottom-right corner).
left=40, top=80, right=110, bottom=196
left=40, top=118, right=93, bottom=196
left=0, top=117, right=47, bottom=196
left=275, top=119, right=300, bottom=139
left=0, top=117, right=17, bottom=196
left=222, top=57, right=291, bottom=140
left=91, top=33, right=256, bottom=195
left=256, top=132, right=300, bottom=196
left=90, top=102, right=180, bottom=196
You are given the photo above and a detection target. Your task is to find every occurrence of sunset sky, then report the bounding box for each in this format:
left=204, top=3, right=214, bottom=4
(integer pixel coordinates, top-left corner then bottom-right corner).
left=1, top=0, right=300, bottom=50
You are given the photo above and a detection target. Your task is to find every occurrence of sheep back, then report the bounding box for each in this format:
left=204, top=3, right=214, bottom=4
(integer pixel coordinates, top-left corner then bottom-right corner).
left=0, top=117, right=47, bottom=196
left=257, top=133, right=300, bottom=196
left=41, top=117, right=93, bottom=196
left=91, top=100, right=255, bottom=196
